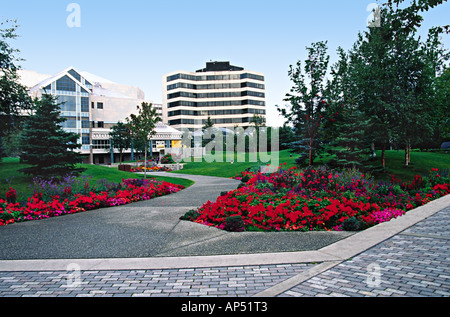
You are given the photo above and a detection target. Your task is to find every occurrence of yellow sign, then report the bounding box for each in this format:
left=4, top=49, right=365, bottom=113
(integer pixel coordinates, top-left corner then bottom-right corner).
left=156, top=141, right=165, bottom=148
left=172, top=140, right=181, bottom=148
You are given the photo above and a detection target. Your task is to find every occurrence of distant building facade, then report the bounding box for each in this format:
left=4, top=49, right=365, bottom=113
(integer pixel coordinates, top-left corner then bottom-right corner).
left=20, top=67, right=180, bottom=164
left=162, top=61, right=266, bottom=132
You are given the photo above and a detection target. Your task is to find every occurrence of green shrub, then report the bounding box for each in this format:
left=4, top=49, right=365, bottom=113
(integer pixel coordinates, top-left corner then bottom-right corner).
left=180, top=209, right=201, bottom=221
left=342, top=217, right=362, bottom=231
left=161, top=154, right=175, bottom=164
left=224, top=215, right=245, bottom=232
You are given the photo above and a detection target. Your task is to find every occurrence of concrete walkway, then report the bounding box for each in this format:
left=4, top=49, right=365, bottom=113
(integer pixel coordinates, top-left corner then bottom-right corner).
left=0, top=172, right=449, bottom=298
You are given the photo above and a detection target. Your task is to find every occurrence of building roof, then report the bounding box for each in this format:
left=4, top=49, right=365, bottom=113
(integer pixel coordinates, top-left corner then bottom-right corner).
left=196, top=61, right=244, bottom=73
left=90, top=84, right=135, bottom=99
left=154, top=121, right=182, bottom=135
left=24, top=67, right=145, bottom=100
left=28, top=66, right=92, bottom=94
left=92, top=122, right=182, bottom=140
left=79, top=71, right=116, bottom=84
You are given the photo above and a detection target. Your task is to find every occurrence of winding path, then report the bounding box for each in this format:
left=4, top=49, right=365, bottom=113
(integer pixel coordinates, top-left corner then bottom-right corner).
left=0, top=172, right=351, bottom=260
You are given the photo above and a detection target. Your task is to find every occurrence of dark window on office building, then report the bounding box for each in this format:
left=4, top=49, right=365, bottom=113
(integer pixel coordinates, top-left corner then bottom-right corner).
left=167, top=74, right=181, bottom=82
left=57, top=95, right=77, bottom=112
left=168, top=119, right=182, bottom=125
left=68, top=69, right=81, bottom=82
left=242, top=82, right=265, bottom=89
left=240, top=73, right=265, bottom=81
left=56, top=75, right=76, bottom=92
left=92, top=139, right=110, bottom=149
left=61, top=116, right=77, bottom=129
left=81, top=97, right=89, bottom=112
left=97, top=121, right=104, bottom=128
left=82, top=134, right=90, bottom=145
left=97, top=102, right=103, bottom=109
left=81, top=118, right=90, bottom=128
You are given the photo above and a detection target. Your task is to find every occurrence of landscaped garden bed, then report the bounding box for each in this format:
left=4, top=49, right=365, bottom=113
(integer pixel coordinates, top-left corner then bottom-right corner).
left=180, top=165, right=449, bottom=232
left=131, top=166, right=173, bottom=172
left=0, top=176, right=185, bottom=226
left=126, top=154, right=184, bottom=172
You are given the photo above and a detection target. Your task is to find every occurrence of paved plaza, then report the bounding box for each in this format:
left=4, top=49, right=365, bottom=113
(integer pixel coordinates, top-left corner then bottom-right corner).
left=0, top=173, right=449, bottom=299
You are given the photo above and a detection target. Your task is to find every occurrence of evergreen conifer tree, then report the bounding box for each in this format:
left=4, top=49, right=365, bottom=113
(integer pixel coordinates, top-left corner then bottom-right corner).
left=202, top=116, right=215, bottom=148
left=330, top=106, right=371, bottom=169
left=19, top=94, right=84, bottom=178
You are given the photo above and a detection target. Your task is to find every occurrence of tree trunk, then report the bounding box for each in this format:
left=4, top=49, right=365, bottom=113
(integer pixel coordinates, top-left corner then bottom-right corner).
left=382, top=144, right=386, bottom=169
left=309, top=138, right=313, bottom=166
left=405, top=144, right=409, bottom=166
left=405, top=139, right=411, bottom=167
left=144, top=143, right=147, bottom=179
left=408, top=139, right=411, bottom=164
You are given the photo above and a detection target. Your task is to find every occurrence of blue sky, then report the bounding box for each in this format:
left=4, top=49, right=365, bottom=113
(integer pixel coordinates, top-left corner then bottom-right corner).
left=1, top=0, right=449, bottom=127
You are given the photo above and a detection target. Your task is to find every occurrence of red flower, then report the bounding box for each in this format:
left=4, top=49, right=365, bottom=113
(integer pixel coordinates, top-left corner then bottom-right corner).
left=5, top=187, right=17, bottom=204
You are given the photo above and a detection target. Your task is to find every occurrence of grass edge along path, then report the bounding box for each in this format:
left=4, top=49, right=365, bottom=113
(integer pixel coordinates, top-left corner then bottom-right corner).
left=0, top=159, right=194, bottom=227
left=0, top=157, right=194, bottom=199
left=170, top=149, right=450, bottom=181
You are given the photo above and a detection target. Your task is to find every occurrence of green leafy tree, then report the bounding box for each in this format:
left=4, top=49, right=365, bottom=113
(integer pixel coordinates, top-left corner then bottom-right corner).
left=0, top=19, right=33, bottom=157
left=350, top=12, right=399, bottom=169
left=202, top=116, right=216, bottom=147
left=278, top=125, right=296, bottom=151
left=391, top=31, right=434, bottom=165
left=203, top=116, right=214, bottom=130
left=125, top=102, right=161, bottom=178
left=109, top=121, right=132, bottom=164
left=381, top=0, right=449, bottom=163
left=250, top=114, right=266, bottom=130
left=0, top=137, right=4, bottom=159
left=419, top=27, right=450, bottom=149
left=352, top=3, right=449, bottom=167
left=385, top=0, right=449, bottom=35
left=433, top=68, right=450, bottom=144
left=249, top=114, right=268, bottom=152
left=19, top=94, right=84, bottom=178
left=278, top=41, right=330, bottom=166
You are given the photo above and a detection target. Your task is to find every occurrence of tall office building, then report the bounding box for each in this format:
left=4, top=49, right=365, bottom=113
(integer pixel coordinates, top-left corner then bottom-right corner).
left=162, top=61, right=266, bottom=132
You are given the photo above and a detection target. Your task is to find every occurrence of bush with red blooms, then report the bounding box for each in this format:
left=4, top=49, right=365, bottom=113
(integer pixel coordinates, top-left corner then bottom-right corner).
left=182, top=165, right=449, bottom=232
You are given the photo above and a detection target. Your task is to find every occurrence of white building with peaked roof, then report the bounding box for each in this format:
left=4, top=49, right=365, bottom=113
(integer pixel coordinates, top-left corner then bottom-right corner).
left=19, top=67, right=181, bottom=164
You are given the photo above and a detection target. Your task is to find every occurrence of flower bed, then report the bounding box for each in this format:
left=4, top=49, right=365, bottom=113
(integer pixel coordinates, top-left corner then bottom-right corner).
left=181, top=165, right=449, bottom=232
left=161, top=153, right=181, bottom=164
left=131, top=166, right=173, bottom=172
left=0, top=177, right=184, bottom=226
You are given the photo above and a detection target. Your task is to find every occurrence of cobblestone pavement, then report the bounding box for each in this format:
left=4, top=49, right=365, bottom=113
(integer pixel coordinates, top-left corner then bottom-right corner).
left=0, top=263, right=316, bottom=297
left=0, top=206, right=449, bottom=298
left=279, top=206, right=450, bottom=297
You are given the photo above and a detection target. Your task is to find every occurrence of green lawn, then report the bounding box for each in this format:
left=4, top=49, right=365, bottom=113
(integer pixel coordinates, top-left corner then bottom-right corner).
left=2, top=149, right=448, bottom=198
left=373, top=150, right=450, bottom=181
left=0, top=158, right=194, bottom=198
left=171, top=150, right=297, bottom=178
left=170, top=149, right=449, bottom=181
